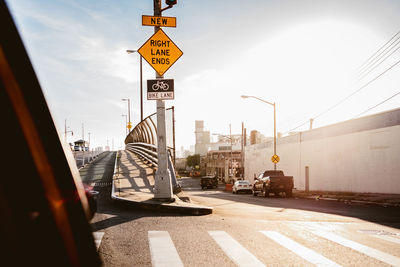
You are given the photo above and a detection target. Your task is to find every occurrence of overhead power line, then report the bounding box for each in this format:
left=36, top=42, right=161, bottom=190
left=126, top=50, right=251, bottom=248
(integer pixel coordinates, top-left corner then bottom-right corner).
left=354, top=91, right=400, bottom=118
left=358, top=38, right=400, bottom=79
left=281, top=120, right=309, bottom=135
left=358, top=30, right=400, bottom=72
left=315, top=58, right=400, bottom=119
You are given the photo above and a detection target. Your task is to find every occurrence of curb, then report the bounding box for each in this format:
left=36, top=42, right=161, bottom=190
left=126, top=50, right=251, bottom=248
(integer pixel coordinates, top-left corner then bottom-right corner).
left=111, top=150, right=213, bottom=215
left=298, top=195, right=400, bottom=207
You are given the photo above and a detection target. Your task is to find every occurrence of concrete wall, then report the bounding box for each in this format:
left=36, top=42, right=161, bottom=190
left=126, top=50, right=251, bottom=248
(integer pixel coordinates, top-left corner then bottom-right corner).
left=244, top=109, right=400, bottom=194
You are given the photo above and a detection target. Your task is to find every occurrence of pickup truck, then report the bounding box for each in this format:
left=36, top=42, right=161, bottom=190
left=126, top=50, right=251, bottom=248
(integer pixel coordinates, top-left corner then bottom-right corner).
left=252, top=170, right=293, bottom=197
left=200, top=176, right=218, bottom=190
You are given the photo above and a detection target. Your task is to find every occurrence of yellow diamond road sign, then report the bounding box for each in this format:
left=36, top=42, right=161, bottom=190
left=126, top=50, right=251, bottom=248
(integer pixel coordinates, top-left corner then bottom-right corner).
left=138, top=29, right=183, bottom=76
left=271, top=154, right=280, bottom=164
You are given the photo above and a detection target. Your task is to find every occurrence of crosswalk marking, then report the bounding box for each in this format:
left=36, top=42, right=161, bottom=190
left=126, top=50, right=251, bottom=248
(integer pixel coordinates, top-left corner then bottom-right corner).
left=92, top=232, right=104, bottom=250
left=208, top=231, right=265, bottom=267
left=312, top=231, right=400, bottom=267
left=143, top=229, right=400, bottom=267
left=260, top=231, right=342, bottom=267
left=148, top=231, right=184, bottom=267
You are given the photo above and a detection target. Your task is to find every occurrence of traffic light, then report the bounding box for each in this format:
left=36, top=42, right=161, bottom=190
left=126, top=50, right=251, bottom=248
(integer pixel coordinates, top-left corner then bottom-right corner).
left=166, top=0, right=177, bottom=6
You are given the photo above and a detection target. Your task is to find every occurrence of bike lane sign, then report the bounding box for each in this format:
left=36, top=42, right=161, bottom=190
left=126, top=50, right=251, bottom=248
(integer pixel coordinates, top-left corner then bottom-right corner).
left=147, top=79, right=174, bottom=100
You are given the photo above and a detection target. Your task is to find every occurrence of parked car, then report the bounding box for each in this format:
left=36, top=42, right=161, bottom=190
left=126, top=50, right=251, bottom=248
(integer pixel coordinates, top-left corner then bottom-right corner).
left=200, top=176, right=218, bottom=189
left=232, top=180, right=252, bottom=194
left=253, top=170, right=293, bottom=197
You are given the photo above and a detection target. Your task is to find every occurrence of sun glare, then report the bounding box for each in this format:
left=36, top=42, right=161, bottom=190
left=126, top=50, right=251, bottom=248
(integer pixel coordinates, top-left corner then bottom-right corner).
left=236, top=20, right=381, bottom=134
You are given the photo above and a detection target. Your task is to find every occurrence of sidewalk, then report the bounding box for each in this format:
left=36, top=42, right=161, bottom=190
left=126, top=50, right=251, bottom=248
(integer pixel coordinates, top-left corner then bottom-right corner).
left=111, top=150, right=212, bottom=215
left=293, top=190, right=400, bottom=207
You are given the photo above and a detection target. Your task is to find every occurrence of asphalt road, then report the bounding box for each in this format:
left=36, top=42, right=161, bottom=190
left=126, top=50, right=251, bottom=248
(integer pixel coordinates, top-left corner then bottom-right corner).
left=84, top=159, right=400, bottom=267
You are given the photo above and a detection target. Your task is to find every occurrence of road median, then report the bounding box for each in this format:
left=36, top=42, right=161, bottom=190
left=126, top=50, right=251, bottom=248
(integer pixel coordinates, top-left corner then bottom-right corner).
left=111, top=150, right=213, bottom=215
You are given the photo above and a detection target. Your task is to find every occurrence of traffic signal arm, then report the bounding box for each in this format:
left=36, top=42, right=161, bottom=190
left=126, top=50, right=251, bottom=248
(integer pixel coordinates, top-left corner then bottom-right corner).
left=166, top=0, right=177, bottom=6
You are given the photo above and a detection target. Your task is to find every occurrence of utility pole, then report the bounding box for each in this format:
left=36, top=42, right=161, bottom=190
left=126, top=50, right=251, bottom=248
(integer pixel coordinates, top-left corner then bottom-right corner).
left=64, top=119, right=67, bottom=143
left=122, top=114, right=128, bottom=136
left=122, top=99, right=131, bottom=127
left=153, top=0, right=173, bottom=201
left=172, top=106, right=176, bottom=167
left=82, top=123, right=84, bottom=140
left=140, top=55, right=143, bottom=121
left=88, top=132, right=91, bottom=149
left=64, top=119, right=73, bottom=143
left=241, top=122, right=244, bottom=178
left=273, top=103, right=276, bottom=170
left=229, top=123, right=233, bottom=181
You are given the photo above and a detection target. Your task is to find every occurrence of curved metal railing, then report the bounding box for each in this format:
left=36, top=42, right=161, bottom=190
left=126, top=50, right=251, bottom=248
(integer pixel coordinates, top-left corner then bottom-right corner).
left=125, top=142, right=158, bottom=167
left=124, top=106, right=180, bottom=192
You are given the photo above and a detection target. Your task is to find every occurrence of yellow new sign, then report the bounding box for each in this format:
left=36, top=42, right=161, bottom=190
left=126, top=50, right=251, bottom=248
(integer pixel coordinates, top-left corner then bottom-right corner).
left=138, top=29, right=183, bottom=76
left=142, top=15, right=176, bottom=27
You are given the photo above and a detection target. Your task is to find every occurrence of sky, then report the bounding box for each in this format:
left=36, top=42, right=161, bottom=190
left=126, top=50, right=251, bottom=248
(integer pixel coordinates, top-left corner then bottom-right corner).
left=5, top=0, right=400, bottom=152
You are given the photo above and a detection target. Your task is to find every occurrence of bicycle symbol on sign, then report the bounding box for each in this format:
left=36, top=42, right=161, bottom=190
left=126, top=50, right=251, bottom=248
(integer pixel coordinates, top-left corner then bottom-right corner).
left=152, top=80, right=169, bottom=91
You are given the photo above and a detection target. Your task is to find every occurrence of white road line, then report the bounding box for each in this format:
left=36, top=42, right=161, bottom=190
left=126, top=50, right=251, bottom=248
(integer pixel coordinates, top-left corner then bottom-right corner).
left=92, top=232, right=104, bottom=250
left=260, top=231, right=342, bottom=267
left=372, top=234, right=400, bottom=245
left=148, top=231, right=184, bottom=267
left=208, top=231, right=265, bottom=267
left=312, top=231, right=400, bottom=267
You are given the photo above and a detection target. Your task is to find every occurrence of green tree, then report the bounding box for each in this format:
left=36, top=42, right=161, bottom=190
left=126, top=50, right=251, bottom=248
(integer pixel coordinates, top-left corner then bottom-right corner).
left=186, top=154, right=200, bottom=168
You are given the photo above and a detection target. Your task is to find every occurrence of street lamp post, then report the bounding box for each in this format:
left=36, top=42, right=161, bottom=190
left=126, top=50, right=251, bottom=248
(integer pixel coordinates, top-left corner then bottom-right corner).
left=241, top=95, right=277, bottom=170
left=126, top=49, right=143, bottom=122
left=121, top=114, right=128, bottom=136
left=122, top=98, right=131, bottom=130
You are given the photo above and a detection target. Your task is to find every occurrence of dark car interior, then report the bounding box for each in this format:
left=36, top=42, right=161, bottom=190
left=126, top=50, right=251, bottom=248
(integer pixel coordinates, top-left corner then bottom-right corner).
left=0, top=1, right=101, bottom=265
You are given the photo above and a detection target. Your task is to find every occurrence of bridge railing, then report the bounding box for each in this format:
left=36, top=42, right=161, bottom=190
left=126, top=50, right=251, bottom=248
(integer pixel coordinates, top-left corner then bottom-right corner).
left=124, top=107, right=180, bottom=193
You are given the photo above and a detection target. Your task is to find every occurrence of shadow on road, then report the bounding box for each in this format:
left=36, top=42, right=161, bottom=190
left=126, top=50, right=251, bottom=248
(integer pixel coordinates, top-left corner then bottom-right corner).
left=189, top=188, right=400, bottom=229
left=88, top=152, right=190, bottom=232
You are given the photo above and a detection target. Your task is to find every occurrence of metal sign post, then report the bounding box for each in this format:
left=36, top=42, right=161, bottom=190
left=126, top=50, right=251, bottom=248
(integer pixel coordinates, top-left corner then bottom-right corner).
left=151, top=0, right=173, bottom=201
left=137, top=0, right=181, bottom=201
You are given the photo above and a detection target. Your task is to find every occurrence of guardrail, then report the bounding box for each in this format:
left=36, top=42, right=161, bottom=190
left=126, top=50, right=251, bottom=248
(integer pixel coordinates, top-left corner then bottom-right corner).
left=125, top=142, right=158, bottom=167
left=125, top=142, right=180, bottom=193
left=125, top=106, right=175, bottom=166
left=73, top=150, right=103, bottom=168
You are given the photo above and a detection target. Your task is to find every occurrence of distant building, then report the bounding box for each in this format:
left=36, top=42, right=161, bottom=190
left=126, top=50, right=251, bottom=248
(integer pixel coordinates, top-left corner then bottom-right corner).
left=73, top=139, right=89, bottom=151
left=209, top=134, right=243, bottom=151
left=204, top=149, right=243, bottom=183
left=250, top=130, right=271, bottom=144
left=194, top=120, right=210, bottom=156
